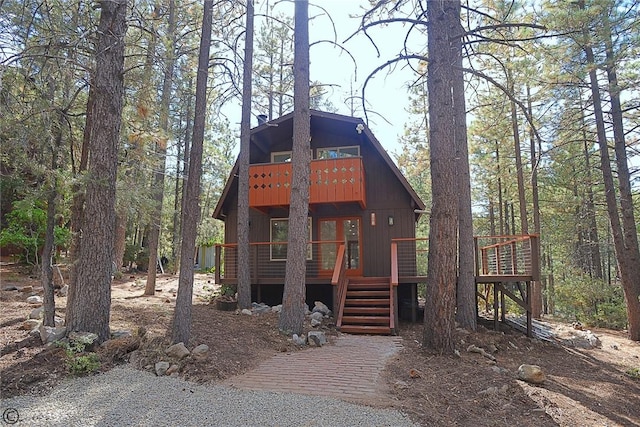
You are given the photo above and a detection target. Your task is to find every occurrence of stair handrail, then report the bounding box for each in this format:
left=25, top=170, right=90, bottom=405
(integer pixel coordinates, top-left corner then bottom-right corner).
left=389, top=277, right=396, bottom=333
left=390, top=241, right=399, bottom=287
left=331, top=244, right=348, bottom=328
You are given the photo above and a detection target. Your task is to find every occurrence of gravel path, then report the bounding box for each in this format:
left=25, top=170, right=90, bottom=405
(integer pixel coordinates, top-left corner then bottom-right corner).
left=1, top=366, right=417, bottom=426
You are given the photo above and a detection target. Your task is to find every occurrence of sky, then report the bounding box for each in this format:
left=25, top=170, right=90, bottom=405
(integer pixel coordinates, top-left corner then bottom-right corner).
left=251, top=0, right=421, bottom=157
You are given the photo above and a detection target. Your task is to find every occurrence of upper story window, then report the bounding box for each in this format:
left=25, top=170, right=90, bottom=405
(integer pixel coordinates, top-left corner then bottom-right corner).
left=271, top=151, right=292, bottom=163
left=316, top=146, right=360, bottom=159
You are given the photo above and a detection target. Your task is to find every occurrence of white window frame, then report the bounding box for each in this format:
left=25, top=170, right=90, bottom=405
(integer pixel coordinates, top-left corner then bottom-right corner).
left=271, top=151, right=292, bottom=163
left=270, top=217, right=313, bottom=261
left=316, top=145, right=360, bottom=159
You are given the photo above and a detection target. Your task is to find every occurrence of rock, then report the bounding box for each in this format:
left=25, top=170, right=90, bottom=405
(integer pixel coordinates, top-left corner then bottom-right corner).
left=478, top=386, right=499, bottom=396
left=2, top=285, right=18, bottom=291
left=572, top=321, right=583, bottom=330
left=310, top=312, right=324, bottom=322
left=312, top=301, right=330, bottom=315
left=19, top=286, right=33, bottom=293
left=252, top=302, right=271, bottom=314
left=192, top=344, right=209, bottom=359
left=39, top=324, right=67, bottom=344
left=310, top=318, right=322, bottom=327
left=307, top=331, right=327, bottom=347
left=166, top=342, right=190, bottom=360
left=111, top=329, right=132, bottom=339
left=26, top=295, right=43, bottom=305
left=292, top=334, right=306, bottom=346
left=57, top=284, right=68, bottom=297
left=241, top=308, right=252, bottom=316
left=68, top=331, right=98, bottom=350
left=54, top=316, right=65, bottom=327
left=155, top=361, right=170, bottom=376
left=21, top=319, right=41, bottom=330
left=517, top=364, right=546, bottom=384
left=271, top=304, right=282, bottom=313
left=166, top=364, right=180, bottom=376
left=585, top=331, right=602, bottom=348
left=29, top=307, right=44, bottom=319
left=304, top=304, right=311, bottom=315
left=487, top=343, right=498, bottom=354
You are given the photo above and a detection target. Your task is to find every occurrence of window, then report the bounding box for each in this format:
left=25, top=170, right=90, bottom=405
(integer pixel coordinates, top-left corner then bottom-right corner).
left=271, top=151, right=292, bottom=163
left=316, top=146, right=360, bottom=159
left=270, top=218, right=313, bottom=261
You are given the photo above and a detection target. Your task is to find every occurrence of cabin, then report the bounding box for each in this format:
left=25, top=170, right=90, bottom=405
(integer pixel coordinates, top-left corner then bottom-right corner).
left=213, top=110, right=426, bottom=334
left=213, top=109, right=542, bottom=336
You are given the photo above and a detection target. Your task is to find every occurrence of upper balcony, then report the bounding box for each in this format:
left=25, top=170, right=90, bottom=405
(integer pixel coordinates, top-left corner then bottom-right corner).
left=248, top=157, right=366, bottom=209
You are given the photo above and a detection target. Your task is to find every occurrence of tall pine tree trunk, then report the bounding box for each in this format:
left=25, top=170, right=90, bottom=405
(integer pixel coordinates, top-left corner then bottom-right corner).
left=171, top=0, right=212, bottom=344
left=279, top=0, right=310, bottom=335
left=237, top=0, right=255, bottom=309
left=423, top=0, right=460, bottom=353
left=145, top=0, right=177, bottom=295
left=66, top=0, right=127, bottom=343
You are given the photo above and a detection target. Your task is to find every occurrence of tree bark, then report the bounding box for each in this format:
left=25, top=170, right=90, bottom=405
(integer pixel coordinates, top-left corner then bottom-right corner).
left=453, top=14, right=476, bottom=331
left=145, top=0, right=177, bottom=296
left=171, top=0, right=212, bottom=345
left=279, top=0, right=310, bottom=335
left=237, top=0, right=255, bottom=309
left=65, top=0, right=127, bottom=343
left=423, top=0, right=460, bottom=353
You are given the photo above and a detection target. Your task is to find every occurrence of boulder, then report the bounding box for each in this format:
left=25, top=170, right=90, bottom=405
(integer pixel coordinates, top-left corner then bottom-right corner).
left=292, top=334, right=306, bottom=346
left=26, top=295, right=43, bottom=305
left=192, top=344, right=209, bottom=360
left=309, top=312, right=324, bottom=322
left=155, top=361, right=170, bottom=376
left=166, top=364, right=180, bottom=376
left=29, top=307, right=44, bottom=319
left=39, top=324, right=67, bottom=344
left=19, top=286, right=33, bottom=293
left=241, top=308, right=252, bottom=316
left=585, top=331, right=602, bottom=348
left=307, top=331, right=327, bottom=347
left=166, top=342, right=190, bottom=360
left=310, top=318, right=322, bottom=327
left=517, top=364, right=546, bottom=384
left=252, top=303, right=271, bottom=314
left=54, top=316, right=65, bottom=327
left=271, top=304, right=282, bottom=313
left=312, top=301, right=330, bottom=315
left=2, top=285, right=18, bottom=291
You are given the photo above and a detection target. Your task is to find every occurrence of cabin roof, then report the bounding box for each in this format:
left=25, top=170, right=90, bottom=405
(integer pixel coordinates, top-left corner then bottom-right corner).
left=213, top=109, right=425, bottom=220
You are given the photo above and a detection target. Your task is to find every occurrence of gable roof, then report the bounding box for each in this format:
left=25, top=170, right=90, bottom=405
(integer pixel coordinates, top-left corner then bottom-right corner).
left=213, top=109, right=425, bottom=220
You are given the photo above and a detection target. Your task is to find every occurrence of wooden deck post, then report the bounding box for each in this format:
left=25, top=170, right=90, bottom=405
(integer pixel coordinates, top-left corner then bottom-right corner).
left=215, top=245, right=221, bottom=284
left=493, top=283, right=499, bottom=331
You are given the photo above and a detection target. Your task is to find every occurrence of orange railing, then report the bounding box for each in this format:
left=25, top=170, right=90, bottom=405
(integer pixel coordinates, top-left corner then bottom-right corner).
left=331, top=244, right=348, bottom=328
left=474, top=234, right=540, bottom=280
left=249, top=157, right=366, bottom=208
left=214, top=240, right=345, bottom=283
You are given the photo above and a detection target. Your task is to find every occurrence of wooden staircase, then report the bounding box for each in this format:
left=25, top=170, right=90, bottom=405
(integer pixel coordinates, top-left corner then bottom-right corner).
left=337, top=277, right=394, bottom=335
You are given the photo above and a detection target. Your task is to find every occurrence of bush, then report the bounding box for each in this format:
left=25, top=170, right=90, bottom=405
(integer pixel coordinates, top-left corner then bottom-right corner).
left=57, top=336, right=101, bottom=376
left=553, top=272, right=628, bottom=330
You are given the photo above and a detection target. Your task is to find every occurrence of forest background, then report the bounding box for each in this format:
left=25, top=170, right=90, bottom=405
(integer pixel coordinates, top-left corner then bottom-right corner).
left=1, top=0, right=639, bottom=338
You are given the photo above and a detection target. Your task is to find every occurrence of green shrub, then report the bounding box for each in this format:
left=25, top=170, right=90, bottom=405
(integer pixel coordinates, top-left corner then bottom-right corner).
left=57, top=336, right=101, bottom=376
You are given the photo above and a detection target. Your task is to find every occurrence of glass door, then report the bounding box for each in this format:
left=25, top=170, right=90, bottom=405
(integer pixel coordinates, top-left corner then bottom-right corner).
left=319, top=217, right=362, bottom=276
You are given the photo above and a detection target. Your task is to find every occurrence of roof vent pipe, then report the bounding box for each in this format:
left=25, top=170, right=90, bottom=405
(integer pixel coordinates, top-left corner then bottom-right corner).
left=257, top=114, right=268, bottom=125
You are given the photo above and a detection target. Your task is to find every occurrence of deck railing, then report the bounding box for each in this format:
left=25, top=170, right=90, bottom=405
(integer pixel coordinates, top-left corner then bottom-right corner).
left=390, top=237, right=429, bottom=279
left=214, top=240, right=345, bottom=283
left=249, top=157, right=366, bottom=208
left=474, top=234, right=540, bottom=280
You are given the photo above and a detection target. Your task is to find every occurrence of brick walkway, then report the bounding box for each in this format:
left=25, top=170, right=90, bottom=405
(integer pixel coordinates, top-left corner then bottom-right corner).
left=224, top=334, right=404, bottom=404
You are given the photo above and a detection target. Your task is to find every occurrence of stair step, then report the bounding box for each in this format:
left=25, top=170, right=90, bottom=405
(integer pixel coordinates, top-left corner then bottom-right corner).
left=347, top=282, right=389, bottom=290
left=343, top=306, right=389, bottom=315
left=346, top=290, right=389, bottom=297
left=344, top=298, right=390, bottom=306
left=339, top=325, right=392, bottom=335
left=341, top=315, right=390, bottom=325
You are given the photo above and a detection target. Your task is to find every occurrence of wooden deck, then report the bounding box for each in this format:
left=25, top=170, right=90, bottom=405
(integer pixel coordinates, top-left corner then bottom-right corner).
left=214, top=234, right=541, bottom=336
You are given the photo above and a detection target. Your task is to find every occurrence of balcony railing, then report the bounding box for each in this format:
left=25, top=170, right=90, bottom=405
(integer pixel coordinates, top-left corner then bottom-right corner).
left=474, top=234, right=540, bottom=281
left=248, top=157, right=366, bottom=208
